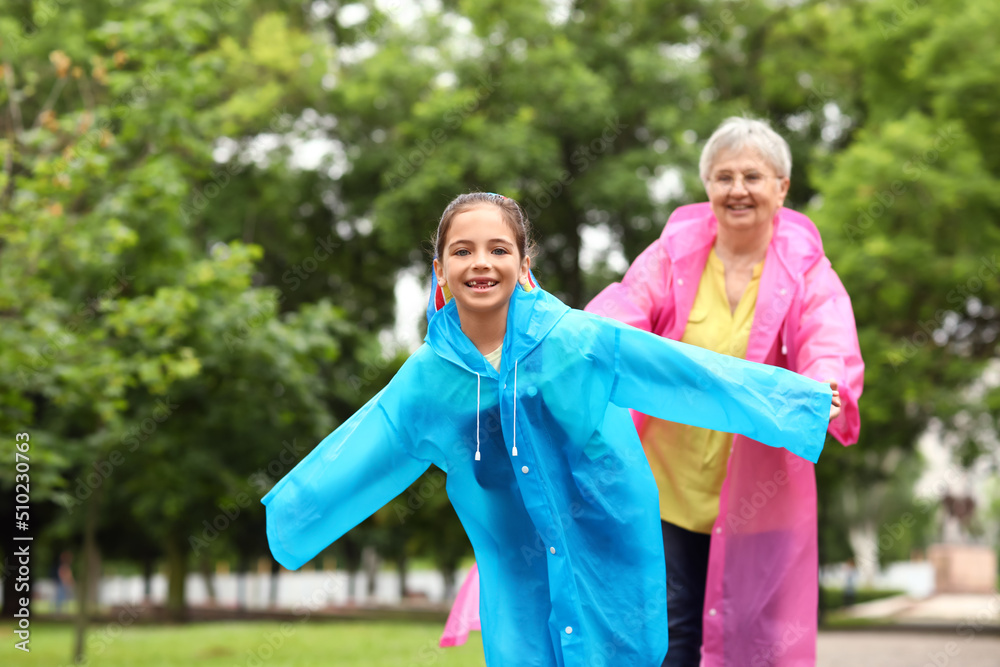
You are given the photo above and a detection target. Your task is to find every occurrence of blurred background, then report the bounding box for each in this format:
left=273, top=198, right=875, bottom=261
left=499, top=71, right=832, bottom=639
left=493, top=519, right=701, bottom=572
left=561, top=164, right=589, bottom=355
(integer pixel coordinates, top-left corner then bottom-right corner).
left=1, top=0, right=998, bottom=665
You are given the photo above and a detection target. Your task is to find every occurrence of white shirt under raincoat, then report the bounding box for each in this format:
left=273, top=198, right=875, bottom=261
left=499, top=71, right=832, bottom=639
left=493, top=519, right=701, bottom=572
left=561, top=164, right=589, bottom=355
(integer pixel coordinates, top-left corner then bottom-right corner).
left=262, top=280, right=834, bottom=666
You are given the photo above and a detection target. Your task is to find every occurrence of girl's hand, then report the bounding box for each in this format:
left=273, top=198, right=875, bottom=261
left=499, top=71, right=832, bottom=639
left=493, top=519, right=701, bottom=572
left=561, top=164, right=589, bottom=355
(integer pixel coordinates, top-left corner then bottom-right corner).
left=827, top=380, right=841, bottom=421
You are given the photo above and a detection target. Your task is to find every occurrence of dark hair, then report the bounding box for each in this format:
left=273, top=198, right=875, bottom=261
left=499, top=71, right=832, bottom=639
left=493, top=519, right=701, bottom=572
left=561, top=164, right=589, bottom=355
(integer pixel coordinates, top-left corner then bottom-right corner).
left=434, top=192, right=535, bottom=261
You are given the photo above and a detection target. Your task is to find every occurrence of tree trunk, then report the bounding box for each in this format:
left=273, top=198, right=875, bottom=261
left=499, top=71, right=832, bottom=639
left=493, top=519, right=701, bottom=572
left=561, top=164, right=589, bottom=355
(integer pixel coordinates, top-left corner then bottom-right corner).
left=236, top=555, right=248, bottom=610
left=817, top=499, right=826, bottom=627
left=362, top=545, right=379, bottom=598
left=441, top=565, right=457, bottom=602
left=164, top=533, right=188, bottom=622
left=142, top=558, right=153, bottom=604
left=199, top=555, right=216, bottom=606
left=268, top=557, right=280, bottom=608
left=1, top=551, right=17, bottom=618
left=73, top=485, right=102, bottom=664
left=396, top=554, right=408, bottom=600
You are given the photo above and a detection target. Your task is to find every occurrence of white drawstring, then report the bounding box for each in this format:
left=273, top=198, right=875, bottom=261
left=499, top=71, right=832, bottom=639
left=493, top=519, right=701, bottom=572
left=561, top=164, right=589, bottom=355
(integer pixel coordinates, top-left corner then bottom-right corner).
left=473, top=361, right=520, bottom=462
left=511, top=359, right=518, bottom=457
left=475, top=372, right=481, bottom=461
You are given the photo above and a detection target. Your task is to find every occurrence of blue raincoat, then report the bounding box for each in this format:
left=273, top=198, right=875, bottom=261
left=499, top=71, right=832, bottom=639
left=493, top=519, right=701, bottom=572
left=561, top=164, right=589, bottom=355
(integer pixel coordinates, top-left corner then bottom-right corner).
left=262, top=281, right=832, bottom=666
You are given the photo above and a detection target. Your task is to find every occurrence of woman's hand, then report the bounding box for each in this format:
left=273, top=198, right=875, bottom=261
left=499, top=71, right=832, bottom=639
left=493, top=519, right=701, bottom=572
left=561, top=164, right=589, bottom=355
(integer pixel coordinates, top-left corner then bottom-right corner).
left=827, top=380, right=841, bottom=421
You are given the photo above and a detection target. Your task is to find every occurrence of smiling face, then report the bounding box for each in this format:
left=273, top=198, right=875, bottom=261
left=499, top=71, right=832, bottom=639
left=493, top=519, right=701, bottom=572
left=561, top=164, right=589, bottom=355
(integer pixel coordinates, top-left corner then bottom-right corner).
left=706, top=146, right=790, bottom=234
left=433, top=205, right=530, bottom=324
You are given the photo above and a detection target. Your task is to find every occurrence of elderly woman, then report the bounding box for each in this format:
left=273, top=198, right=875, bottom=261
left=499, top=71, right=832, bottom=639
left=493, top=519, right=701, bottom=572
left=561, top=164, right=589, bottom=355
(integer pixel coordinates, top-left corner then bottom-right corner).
left=585, top=116, right=865, bottom=666
left=440, top=117, right=864, bottom=666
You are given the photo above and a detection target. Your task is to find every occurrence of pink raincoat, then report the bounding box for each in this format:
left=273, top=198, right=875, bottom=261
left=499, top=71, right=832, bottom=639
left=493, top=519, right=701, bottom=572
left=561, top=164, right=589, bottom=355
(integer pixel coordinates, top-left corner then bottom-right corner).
left=441, top=203, right=864, bottom=665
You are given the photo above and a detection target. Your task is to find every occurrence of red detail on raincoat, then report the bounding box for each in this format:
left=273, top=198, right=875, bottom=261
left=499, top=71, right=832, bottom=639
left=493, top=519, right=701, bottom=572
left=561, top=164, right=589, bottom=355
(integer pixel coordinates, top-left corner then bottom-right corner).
left=587, top=202, right=864, bottom=666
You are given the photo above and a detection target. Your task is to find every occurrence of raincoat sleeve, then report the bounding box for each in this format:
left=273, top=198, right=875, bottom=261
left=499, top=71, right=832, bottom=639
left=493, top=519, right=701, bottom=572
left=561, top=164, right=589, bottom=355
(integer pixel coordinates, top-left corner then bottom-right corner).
left=586, top=238, right=671, bottom=331
left=793, top=257, right=864, bottom=445
left=261, top=386, right=431, bottom=570
left=607, top=322, right=833, bottom=463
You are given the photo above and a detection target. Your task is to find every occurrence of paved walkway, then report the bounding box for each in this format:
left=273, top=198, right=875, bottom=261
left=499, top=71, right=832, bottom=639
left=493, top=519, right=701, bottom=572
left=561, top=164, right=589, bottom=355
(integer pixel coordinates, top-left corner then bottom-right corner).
left=818, top=593, right=1000, bottom=666
left=818, top=631, right=1000, bottom=667
left=842, top=593, right=1000, bottom=624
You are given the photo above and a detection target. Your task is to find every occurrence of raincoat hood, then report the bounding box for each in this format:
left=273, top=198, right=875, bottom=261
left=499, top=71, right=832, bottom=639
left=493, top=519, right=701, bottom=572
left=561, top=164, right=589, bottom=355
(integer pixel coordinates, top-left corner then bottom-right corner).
left=425, top=279, right=568, bottom=376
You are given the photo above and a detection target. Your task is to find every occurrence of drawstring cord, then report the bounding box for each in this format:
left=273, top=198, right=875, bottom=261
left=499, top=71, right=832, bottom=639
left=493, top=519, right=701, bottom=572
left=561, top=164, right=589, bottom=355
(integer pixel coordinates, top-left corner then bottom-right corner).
left=474, top=360, right=520, bottom=461
left=475, top=373, right=481, bottom=461
left=512, top=359, right=518, bottom=457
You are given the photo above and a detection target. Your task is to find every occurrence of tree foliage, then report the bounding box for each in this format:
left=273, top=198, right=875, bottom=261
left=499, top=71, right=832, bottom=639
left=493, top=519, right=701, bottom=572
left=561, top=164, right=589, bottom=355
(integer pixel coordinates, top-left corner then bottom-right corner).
left=2, top=2, right=998, bottom=649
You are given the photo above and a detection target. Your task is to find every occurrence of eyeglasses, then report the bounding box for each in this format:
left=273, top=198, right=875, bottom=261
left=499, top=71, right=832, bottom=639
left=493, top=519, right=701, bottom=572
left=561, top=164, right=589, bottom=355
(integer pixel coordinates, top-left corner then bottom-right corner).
left=707, top=172, right=777, bottom=192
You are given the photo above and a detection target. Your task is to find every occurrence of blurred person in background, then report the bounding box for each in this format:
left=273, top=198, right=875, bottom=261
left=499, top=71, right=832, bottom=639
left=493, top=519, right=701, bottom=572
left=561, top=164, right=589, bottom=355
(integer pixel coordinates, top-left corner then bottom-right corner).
left=52, top=550, right=75, bottom=614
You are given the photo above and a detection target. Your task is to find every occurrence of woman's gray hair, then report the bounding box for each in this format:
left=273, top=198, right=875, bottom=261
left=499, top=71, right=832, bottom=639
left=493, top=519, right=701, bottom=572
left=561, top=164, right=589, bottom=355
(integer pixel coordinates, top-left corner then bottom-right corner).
left=699, top=117, right=792, bottom=182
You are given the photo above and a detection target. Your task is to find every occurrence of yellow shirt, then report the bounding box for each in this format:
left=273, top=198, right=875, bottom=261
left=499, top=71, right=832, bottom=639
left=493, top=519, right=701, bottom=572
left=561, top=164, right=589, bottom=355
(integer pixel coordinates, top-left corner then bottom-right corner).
left=484, top=344, right=502, bottom=372
left=640, top=248, right=763, bottom=533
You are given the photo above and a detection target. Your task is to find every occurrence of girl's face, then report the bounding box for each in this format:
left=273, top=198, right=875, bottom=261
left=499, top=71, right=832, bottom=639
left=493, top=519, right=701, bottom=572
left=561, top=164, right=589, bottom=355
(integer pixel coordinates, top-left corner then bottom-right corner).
left=433, top=206, right=530, bottom=322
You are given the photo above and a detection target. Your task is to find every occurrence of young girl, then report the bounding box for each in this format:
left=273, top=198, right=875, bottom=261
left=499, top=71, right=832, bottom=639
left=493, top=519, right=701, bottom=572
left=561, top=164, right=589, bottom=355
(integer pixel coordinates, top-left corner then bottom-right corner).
left=262, top=192, right=840, bottom=666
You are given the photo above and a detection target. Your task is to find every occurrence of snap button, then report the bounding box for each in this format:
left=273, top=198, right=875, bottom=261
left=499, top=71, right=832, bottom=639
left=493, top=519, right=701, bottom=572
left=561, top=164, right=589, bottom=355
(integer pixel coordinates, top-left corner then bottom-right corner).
left=709, top=608, right=717, bottom=616
left=550, top=547, right=556, bottom=554
left=715, top=527, right=721, bottom=534
left=677, top=278, right=684, bottom=286
left=521, top=466, right=529, bottom=474
left=779, top=288, right=787, bottom=296
left=565, top=626, right=573, bottom=634
left=527, top=386, right=538, bottom=397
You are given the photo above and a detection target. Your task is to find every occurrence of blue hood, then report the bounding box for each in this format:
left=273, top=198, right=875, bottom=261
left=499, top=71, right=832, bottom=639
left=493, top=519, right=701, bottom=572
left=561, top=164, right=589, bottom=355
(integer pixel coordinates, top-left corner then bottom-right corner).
left=425, top=282, right=569, bottom=377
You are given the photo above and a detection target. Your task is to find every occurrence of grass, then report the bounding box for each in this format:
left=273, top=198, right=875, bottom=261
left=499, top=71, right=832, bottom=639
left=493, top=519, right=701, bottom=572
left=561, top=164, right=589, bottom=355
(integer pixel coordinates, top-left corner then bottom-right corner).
left=0, top=621, right=487, bottom=667
left=820, top=587, right=906, bottom=610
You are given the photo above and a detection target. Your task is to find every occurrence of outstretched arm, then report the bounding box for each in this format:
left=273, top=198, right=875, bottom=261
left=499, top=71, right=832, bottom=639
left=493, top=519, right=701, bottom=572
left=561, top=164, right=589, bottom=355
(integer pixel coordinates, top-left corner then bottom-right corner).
left=607, top=321, right=833, bottom=463
left=795, top=258, right=864, bottom=445
left=262, top=387, right=430, bottom=570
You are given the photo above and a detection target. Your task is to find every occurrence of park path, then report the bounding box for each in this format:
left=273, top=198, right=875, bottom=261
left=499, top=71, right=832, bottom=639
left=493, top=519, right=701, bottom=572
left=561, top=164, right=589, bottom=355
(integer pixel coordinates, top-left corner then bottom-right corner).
left=818, top=631, right=1000, bottom=667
